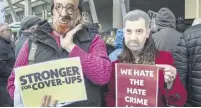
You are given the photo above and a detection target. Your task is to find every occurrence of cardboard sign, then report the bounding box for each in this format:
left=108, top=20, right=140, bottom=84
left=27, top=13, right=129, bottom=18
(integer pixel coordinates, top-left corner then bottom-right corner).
left=15, top=57, right=87, bottom=107
left=116, top=63, right=159, bottom=107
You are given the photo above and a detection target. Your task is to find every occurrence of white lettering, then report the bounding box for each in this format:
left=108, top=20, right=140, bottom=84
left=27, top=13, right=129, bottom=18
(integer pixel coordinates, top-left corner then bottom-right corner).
left=133, top=69, right=155, bottom=77
left=125, top=96, right=129, bottom=102
left=121, top=69, right=132, bottom=75
left=149, top=71, right=154, bottom=77
left=129, top=79, right=144, bottom=86
left=124, top=96, right=148, bottom=106
left=126, top=88, right=146, bottom=96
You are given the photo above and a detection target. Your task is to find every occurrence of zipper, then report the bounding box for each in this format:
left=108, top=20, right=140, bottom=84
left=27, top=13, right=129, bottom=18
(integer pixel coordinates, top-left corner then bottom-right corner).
left=34, top=29, right=62, bottom=58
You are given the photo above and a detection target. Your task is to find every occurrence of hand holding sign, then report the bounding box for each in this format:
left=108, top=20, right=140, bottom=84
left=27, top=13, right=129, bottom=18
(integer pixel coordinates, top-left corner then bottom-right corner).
left=41, top=95, right=58, bottom=107
left=60, top=24, right=83, bottom=52
left=156, top=64, right=177, bottom=89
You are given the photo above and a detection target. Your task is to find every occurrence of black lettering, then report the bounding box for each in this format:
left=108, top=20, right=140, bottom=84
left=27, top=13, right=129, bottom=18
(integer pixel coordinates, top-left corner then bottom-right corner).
left=44, top=80, right=51, bottom=87
left=32, top=83, right=38, bottom=90
left=65, top=77, right=71, bottom=84
left=21, top=85, right=31, bottom=91
left=20, top=76, right=27, bottom=86
left=50, top=69, right=59, bottom=78
left=38, top=82, right=45, bottom=89
left=28, top=85, right=31, bottom=89
left=71, top=77, right=76, bottom=84
left=41, top=71, right=50, bottom=80
left=33, top=73, right=42, bottom=82
left=56, top=79, right=62, bottom=86
left=59, top=68, right=66, bottom=77
left=21, top=86, right=24, bottom=91
left=66, top=67, right=73, bottom=76
left=77, top=76, right=82, bottom=83
left=72, top=66, right=80, bottom=75
left=26, top=74, right=34, bottom=84
left=51, top=79, right=56, bottom=86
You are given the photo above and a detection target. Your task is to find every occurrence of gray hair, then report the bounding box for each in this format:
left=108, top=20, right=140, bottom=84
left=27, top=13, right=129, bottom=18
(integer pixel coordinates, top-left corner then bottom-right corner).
left=0, top=23, right=8, bottom=31
left=123, top=10, right=151, bottom=28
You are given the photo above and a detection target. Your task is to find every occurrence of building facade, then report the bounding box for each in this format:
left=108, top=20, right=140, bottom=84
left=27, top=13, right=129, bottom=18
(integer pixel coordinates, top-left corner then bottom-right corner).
left=4, top=0, right=198, bottom=31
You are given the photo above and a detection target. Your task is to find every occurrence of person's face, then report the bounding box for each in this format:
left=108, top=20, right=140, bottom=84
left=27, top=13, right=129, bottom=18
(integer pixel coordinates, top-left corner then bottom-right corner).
left=0, top=24, right=12, bottom=42
left=82, top=12, right=92, bottom=24
left=52, top=0, right=81, bottom=35
left=124, top=18, right=150, bottom=52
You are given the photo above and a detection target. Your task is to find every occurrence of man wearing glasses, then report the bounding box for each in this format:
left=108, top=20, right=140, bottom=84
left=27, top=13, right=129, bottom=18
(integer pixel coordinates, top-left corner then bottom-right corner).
left=0, top=23, right=15, bottom=106
left=7, top=0, right=111, bottom=107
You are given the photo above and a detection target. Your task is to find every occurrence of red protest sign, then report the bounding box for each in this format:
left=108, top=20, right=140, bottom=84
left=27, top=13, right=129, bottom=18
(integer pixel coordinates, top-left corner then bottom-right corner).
left=115, top=63, right=159, bottom=107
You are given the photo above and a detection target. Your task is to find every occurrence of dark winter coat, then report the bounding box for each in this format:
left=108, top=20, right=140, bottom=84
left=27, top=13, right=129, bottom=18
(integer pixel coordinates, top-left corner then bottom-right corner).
left=0, top=36, right=15, bottom=106
left=174, top=24, right=201, bottom=106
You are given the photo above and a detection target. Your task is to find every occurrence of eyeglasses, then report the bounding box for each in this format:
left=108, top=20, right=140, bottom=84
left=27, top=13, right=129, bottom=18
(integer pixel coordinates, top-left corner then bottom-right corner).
left=55, top=3, right=77, bottom=15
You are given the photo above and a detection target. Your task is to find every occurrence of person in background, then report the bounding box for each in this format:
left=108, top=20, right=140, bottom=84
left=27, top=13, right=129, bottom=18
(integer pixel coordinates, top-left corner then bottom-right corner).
left=101, top=29, right=117, bottom=55
left=192, top=18, right=201, bottom=26
left=7, top=0, right=111, bottom=107
left=105, top=9, right=187, bottom=107
left=152, top=8, right=181, bottom=55
left=81, top=12, right=102, bottom=34
left=15, top=15, right=42, bottom=58
left=176, top=17, right=186, bottom=32
left=174, top=19, right=201, bottom=107
left=0, top=23, right=15, bottom=107
left=109, top=28, right=123, bottom=62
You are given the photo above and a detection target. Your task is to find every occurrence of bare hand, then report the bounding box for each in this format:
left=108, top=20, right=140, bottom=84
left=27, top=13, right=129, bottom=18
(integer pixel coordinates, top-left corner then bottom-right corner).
left=60, top=24, right=83, bottom=52
left=156, top=64, right=177, bottom=89
left=41, top=95, right=57, bottom=107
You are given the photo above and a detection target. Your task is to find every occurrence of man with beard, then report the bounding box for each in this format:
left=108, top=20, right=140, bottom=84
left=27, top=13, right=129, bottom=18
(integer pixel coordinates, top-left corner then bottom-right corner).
left=7, top=0, right=111, bottom=107
left=0, top=23, right=15, bottom=106
left=105, top=10, right=187, bottom=107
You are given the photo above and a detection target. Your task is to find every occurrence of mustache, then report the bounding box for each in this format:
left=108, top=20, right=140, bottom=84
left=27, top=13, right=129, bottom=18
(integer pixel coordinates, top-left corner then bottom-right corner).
left=61, top=15, right=71, bottom=21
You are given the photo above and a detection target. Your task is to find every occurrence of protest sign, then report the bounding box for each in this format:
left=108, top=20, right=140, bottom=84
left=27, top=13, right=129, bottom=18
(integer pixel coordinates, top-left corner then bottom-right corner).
left=15, top=57, right=87, bottom=107
left=116, top=63, right=159, bottom=107
left=0, top=0, right=5, bottom=23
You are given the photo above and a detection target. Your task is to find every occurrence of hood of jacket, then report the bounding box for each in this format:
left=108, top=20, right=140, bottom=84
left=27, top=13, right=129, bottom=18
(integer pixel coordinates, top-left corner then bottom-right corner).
left=155, top=8, right=176, bottom=29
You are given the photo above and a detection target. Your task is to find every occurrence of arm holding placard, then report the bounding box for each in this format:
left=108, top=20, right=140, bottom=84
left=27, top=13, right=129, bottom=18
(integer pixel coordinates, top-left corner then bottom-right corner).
left=105, top=61, right=117, bottom=107
left=61, top=24, right=111, bottom=86
left=163, top=73, right=187, bottom=107
left=156, top=53, right=187, bottom=107
left=68, top=35, right=112, bottom=85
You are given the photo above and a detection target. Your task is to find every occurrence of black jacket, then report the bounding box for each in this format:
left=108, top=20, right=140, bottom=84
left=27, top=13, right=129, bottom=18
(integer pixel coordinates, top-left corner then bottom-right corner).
left=0, top=36, right=15, bottom=106
left=28, top=20, right=103, bottom=107
left=174, top=24, right=201, bottom=106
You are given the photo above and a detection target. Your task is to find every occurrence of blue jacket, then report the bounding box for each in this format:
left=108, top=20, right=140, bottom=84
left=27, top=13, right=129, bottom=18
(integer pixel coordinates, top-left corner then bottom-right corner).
left=109, top=29, right=124, bottom=61
left=114, top=29, right=123, bottom=49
